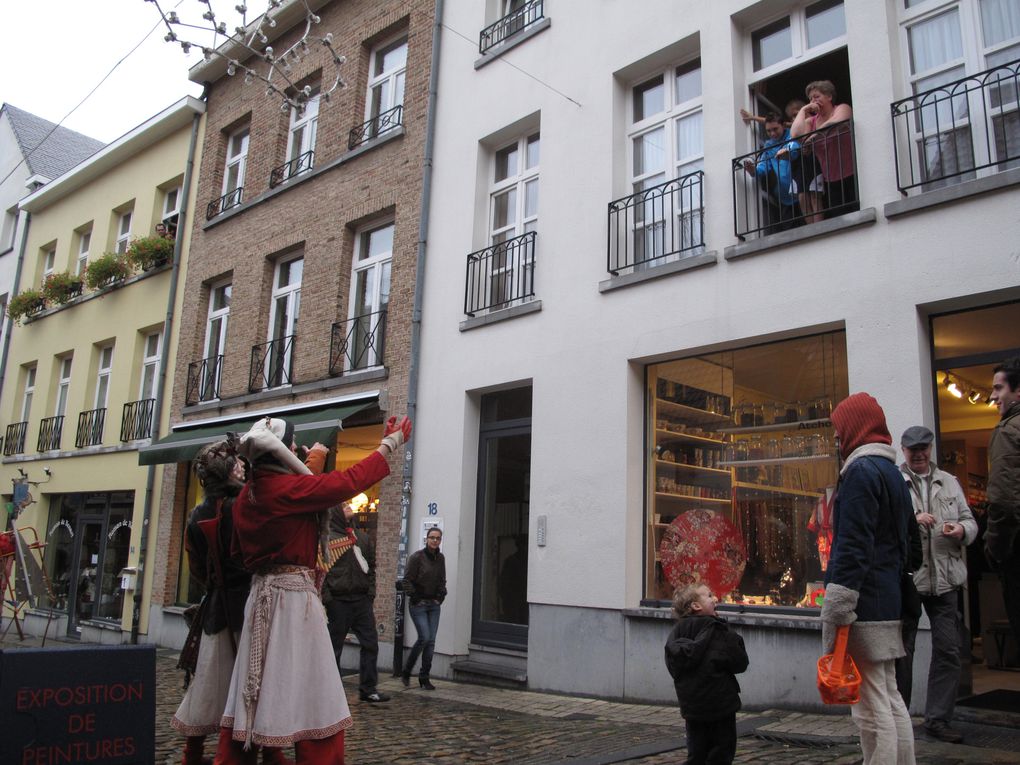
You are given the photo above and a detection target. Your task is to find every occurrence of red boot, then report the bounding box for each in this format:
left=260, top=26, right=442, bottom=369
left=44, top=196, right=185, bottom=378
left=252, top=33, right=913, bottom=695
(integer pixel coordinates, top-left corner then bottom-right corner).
left=294, top=731, right=344, bottom=765
left=182, top=736, right=211, bottom=765
left=261, top=748, right=295, bottom=765
left=212, top=726, right=258, bottom=765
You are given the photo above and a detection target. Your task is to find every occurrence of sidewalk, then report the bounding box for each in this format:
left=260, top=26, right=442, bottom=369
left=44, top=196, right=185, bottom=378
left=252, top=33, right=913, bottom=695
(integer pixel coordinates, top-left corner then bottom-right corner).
left=3, top=633, right=1020, bottom=763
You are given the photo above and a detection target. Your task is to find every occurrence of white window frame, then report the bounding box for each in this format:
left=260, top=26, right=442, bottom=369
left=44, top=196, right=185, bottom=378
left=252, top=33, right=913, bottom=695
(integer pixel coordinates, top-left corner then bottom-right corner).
left=162, top=187, right=181, bottom=222
left=366, top=36, right=408, bottom=123
left=77, top=230, right=92, bottom=276
left=487, top=133, right=539, bottom=309
left=223, top=127, right=250, bottom=197
left=201, top=282, right=231, bottom=400
left=21, top=366, right=36, bottom=422
left=265, top=256, right=303, bottom=388
left=55, top=357, right=72, bottom=418
left=627, top=58, right=705, bottom=263
left=286, top=92, right=319, bottom=173
left=95, top=345, right=113, bottom=410
left=42, top=247, right=56, bottom=283
left=749, top=1, right=848, bottom=80
left=139, top=332, right=161, bottom=401
left=115, top=211, right=132, bottom=254
left=899, top=0, right=1020, bottom=176
left=2, top=206, right=17, bottom=251
left=348, top=223, right=393, bottom=370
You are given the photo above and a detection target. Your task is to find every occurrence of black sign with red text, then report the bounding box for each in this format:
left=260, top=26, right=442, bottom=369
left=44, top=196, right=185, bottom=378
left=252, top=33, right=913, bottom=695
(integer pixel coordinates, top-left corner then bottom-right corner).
left=0, top=645, right=155, bottom=765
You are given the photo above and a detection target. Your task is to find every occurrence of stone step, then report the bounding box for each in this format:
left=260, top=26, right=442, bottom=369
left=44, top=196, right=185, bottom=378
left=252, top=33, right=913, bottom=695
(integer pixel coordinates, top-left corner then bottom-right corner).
left=451, top=659, right=528, bottom=688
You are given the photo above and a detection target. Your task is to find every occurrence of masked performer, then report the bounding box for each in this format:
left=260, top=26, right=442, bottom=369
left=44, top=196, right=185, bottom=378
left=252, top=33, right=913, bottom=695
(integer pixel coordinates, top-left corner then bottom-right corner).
left=213, top=415, right=411, bottom=765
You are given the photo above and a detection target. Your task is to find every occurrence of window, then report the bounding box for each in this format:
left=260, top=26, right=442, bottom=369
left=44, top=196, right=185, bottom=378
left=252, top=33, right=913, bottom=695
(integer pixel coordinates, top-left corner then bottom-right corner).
left=899, top=0, right=1020, bottom=186
left=140, top=332, right=161, bottom=401
left=645, top=332, right=848, bottom=609
left=2, top=206, right=17, bottom=251
left=55, top=357, right=72, bottom=418
left=627, top=59, right=704, bottom=264
left=76, top=230, right=91, bottom=275
left=21, top=365, right=36, bottom=422
left=95, top=345, right=113, bottom=409
left=223, top=127, right=250, bottom=200
left=42, top=247, right=56, bottom=283
left=162, top=187, right=181, bottom=236
left=200, top=283, right=230, bottom=400
left=367, top=37, right=407, bottom=124
left=751, top=1, right=846, bottom=74
left=480, top=0, right=545, bottom=53
left=348, top=223, right=392, bottom=369
left=287, top=92, right=319, bottom=172
left=115, top=211, right=132, bottom=254
left=265, top=256, right=302, bottom=387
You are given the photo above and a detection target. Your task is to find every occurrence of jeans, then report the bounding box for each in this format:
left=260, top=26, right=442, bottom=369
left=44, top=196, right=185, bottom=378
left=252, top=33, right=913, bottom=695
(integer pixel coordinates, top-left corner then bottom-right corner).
left=897, top=590, right=962, bottom=722
left=684, top=713, right=737, bottom=764
left=1001, top=536, right=1020, bottom=659
left=325, top=596, right=379, bottom=696
left=851, top=656, right=916, bottom=765
left=404, top=602, right=441, bottom=678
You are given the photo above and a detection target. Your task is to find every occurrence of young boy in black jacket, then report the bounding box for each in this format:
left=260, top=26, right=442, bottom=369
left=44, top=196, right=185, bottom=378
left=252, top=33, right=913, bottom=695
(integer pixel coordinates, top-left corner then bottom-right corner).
left=664, top=583, right=749, bottom=764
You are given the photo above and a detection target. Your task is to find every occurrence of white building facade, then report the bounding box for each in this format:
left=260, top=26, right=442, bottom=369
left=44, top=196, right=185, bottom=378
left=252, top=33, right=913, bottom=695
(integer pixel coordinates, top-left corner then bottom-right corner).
left=412, top=0, right=1020, bottom=709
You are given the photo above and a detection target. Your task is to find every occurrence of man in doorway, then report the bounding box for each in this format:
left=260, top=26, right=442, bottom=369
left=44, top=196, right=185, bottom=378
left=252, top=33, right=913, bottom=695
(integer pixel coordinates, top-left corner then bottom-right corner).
left=896, top=425, right=976, bottom=744
left=988, top=357, right=1020, bottom=656
left=323, top=502, right=390, bottom=703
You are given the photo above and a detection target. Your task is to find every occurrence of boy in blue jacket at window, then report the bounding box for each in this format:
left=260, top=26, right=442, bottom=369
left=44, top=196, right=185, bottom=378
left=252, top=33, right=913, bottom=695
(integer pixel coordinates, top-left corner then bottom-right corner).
left=741, top=112, right=802, bottom=234
left=665, top=583, right=749, bottom=765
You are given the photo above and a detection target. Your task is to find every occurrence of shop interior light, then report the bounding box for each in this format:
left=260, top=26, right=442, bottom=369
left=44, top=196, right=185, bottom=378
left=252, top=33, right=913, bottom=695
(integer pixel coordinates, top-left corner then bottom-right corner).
left=967, top=390, right=982, bottom=404
left=946, top=378, right=963, bottom=398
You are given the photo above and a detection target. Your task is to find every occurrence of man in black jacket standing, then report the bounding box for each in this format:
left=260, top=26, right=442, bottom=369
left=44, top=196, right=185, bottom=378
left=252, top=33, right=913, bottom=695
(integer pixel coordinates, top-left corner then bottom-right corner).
left=323, top=502, right=390, bottom=703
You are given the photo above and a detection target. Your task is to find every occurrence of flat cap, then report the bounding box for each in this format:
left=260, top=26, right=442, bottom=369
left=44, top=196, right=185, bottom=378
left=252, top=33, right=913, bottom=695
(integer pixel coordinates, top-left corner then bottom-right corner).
left=901, top=425, right=934, bottom=448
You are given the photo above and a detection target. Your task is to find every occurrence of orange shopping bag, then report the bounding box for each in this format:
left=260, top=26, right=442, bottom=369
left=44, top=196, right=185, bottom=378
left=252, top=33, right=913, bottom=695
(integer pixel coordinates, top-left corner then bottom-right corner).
left=817, top=624, right=861, bottom=705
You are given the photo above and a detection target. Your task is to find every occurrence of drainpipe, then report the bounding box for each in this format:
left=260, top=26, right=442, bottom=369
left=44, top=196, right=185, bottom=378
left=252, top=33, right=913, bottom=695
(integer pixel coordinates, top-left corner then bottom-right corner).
left=393, top=0, right=443, bottom=675
left=0, top=210, right=32, bottom=404
left=131, top=108, right=203, bottom=643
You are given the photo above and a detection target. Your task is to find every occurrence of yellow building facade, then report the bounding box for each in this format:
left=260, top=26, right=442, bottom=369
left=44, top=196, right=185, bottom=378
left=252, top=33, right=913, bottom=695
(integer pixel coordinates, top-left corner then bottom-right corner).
left=1, top=97, right=204, bottom=643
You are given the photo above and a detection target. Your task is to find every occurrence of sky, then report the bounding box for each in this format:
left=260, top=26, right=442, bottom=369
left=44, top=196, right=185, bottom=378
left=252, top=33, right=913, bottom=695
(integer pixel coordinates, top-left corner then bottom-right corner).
left=1, top=0, right=262, bottom=145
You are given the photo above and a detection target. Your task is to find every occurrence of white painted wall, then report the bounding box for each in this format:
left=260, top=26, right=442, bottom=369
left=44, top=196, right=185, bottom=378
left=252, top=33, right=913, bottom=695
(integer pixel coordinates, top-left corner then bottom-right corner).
left=413, top=0, right=1020, bottom=677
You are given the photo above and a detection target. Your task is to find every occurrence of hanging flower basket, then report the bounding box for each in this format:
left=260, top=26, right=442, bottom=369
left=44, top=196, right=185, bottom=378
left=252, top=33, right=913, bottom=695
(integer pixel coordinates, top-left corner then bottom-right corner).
left=125, top=235, right=173, bottom=272
left=42, top=270, right=84, bottom=305
left=85, top=253, right=132, bottom=290
left=7, top=289, right=46, bottom=323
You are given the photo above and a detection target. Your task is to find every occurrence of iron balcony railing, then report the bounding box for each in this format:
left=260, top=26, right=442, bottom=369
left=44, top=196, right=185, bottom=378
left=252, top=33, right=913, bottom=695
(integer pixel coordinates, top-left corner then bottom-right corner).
left=206, top=187, right=243, bottom=220
left=4, top=421, right=27, bottom=456
left=250, top=335, right=295, bottom=393
left=732, top=119, right=858, bottom=240
left=75, top=408, right=106, bottom=448
left=891, top=57, right=1020, bottom=194
left=464, top=231, right=537, bottom=316
left=121, top=399, right=155, bottom=441
left=479, top=0, right=544, bottom=54
left=607, top=170, right=704, bottom=275
left=38, top=415, right=64, bottom=452
left=270, top=150, right=314, bottom=187
left=186, top=354, right=224, bottom=405
left=349, top=105, right=403, bottom=150
left=329, top=310, right=387, bottom=376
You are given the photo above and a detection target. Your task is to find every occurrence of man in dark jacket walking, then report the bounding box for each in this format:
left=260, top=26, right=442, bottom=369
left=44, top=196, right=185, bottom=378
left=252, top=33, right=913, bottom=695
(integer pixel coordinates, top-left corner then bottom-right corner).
left=323, top=502, right=389, bottom=703
left=664, top=583, right=748, bottom=765
left=988, top=357, right=1020, bottom=654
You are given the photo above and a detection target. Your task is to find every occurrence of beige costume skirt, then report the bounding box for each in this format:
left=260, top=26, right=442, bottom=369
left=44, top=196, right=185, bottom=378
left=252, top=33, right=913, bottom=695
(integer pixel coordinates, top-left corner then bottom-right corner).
left=171, top=628, right=238, bottom=736
left=220, top=568, right=352, bottom=747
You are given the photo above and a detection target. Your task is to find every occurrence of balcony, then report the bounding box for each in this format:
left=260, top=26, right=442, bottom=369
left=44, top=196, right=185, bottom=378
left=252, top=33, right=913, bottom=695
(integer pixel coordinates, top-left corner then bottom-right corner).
left=121, top=399, right=155, bottom=441
left=206, top=187, right=243, bottom=220
left=732, top=120, right=858, bottom=240
left=464, top=232, right=536, bottom=316
left=348, top=105, right=403, bottom=150
left=75, top=408, right=106, bottom=448
left=480, top=0, right=544, bottom=54
left=4, top=422, right=27, bottom=456
left=270, top=150, right=314, bottom=188
left=186, top=354, right=224, bottom=405
left=607, top=171, right=704, bottom=275
left=330, top=310, right=387, bottom=376
left=891, top=57, right=1020, bottom=194
left=250, top=335, right=295, bottom=393
left=37, top=415, right=64, bottom=452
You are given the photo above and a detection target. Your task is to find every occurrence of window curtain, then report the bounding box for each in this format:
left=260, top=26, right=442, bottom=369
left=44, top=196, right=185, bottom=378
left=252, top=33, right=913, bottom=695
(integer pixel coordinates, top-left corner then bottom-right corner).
left=909, top=9, right=963, bottom=74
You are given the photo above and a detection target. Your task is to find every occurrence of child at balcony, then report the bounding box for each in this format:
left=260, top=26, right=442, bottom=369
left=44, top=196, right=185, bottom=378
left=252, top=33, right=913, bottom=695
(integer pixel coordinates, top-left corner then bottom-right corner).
left=665, top=583, right=749, bottom=765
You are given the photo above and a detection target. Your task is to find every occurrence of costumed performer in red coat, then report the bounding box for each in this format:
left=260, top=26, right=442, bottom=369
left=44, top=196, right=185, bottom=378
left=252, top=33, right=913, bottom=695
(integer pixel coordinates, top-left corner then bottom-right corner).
left=213, top=414, right=411, bottom=765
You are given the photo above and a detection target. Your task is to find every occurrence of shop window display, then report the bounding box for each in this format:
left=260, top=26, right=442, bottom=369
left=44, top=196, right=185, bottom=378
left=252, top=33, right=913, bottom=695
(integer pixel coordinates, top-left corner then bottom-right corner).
left=647, top=331, right=848, bottom=609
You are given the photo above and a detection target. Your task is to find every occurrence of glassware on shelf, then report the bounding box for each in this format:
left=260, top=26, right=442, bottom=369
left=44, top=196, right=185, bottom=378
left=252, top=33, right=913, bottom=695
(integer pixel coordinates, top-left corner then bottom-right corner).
left=781, top=435, right=797, bottom=458
left=766, top=438, right=781, bottom=459
left=815, top=396, right=832, bottom=421
left=748, top=435, right=765, bottom=461
left=793, top=435, right=808, bottom=456
left=752, top=402, right=765, bottom=427
left=796, top=400, right=810, bottom=422
left=808, top=434, right=824, bottom=455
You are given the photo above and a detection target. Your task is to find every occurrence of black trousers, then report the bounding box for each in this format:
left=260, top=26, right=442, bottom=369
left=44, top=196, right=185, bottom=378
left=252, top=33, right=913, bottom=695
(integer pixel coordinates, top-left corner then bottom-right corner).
left=684, top=713, right=737, bottom=765
left=325, top=595, right=379, bottom=696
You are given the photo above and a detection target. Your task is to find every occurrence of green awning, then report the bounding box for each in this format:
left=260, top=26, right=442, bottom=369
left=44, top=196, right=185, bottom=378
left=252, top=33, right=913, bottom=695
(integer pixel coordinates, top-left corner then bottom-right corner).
left=137, top=399, right=377, bottom=465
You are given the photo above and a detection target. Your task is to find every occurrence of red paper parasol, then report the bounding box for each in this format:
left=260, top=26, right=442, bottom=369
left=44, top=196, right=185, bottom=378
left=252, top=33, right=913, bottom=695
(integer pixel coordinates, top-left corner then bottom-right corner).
left=660, top=508, right=746, bottom=596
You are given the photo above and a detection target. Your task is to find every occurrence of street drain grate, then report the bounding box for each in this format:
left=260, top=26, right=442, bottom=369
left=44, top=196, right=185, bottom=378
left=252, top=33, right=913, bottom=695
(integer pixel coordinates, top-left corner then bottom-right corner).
left=754, top=730, right=858, bottom=749
left=929, top=720, right=1020, bottom=751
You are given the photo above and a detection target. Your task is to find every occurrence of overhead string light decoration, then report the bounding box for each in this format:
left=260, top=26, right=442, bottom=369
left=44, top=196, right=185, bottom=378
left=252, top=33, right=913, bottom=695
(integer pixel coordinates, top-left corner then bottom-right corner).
left=145, top=0, right=346, bottom=113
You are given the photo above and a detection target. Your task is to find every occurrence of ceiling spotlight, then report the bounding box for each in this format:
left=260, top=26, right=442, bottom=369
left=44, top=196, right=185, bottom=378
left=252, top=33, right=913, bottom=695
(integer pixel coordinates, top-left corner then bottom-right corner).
left=947, top=381, right=963, bottom=399
left=967, top=390, right=982, bottom=404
